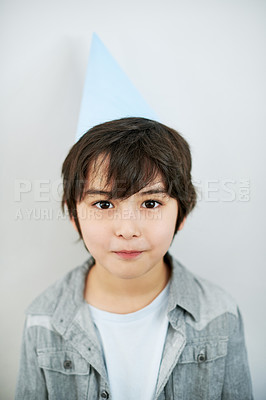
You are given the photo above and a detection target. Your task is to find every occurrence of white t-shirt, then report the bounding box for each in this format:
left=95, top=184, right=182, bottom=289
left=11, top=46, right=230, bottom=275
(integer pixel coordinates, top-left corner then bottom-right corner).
left=88, top=282, right=170, bottom=400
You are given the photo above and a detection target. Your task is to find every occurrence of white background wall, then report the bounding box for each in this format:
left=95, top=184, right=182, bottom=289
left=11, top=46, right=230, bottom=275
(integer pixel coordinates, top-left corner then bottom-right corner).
left=1, top=0, right=265, bottom=398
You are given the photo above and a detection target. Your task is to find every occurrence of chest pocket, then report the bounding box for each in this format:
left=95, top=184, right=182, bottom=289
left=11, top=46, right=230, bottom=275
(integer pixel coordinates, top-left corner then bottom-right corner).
left=178, top=338, right=228, bottom=364
left=171, top=339, right=228, bottom=400
left=37, top=349, right=90, bottom=375
left=37, top=349, right=90, bottom=400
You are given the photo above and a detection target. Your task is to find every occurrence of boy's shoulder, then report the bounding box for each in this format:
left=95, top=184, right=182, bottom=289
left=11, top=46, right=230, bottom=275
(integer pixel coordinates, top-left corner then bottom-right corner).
left=25, top=258, right=93, bottom=316
left=169, top=254, right=239, bottom=329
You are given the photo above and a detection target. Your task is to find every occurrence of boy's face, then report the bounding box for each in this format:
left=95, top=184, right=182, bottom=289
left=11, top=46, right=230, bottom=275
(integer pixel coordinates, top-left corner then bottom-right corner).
left=72, top=161, right=184, bottom=281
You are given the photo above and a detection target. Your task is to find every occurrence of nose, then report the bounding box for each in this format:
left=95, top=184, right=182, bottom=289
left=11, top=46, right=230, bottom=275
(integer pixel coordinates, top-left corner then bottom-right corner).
left=114, top=210, right=141, bottom=239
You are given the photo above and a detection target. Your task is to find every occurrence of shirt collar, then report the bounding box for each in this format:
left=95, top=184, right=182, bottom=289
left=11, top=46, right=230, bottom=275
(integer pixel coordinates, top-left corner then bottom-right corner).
left=52, top=253, right=200, bottom=335
left=52, top=257, right=94, bottom=336
left=165, top=252, right=200, bottom=322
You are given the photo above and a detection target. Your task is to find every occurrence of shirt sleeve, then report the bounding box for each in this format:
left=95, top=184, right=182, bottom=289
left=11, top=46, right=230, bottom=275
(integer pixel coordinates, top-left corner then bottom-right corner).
left=15, top=318, right=48, bottom=400
left=222, top=307, right=253, bottom=399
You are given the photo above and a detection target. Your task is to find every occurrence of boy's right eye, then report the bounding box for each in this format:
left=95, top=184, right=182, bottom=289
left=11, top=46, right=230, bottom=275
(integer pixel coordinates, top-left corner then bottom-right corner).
left=94, top=201, right=114, bottom=209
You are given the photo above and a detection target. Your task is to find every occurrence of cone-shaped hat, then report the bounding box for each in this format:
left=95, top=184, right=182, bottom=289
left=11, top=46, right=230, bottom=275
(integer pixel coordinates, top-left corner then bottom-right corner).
left=76, top=33, right=160, bottom=141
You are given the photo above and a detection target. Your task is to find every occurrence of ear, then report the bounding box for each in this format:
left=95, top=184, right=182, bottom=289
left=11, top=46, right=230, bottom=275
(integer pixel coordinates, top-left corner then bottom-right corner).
left=178, top=216, right=186, bottom=231
left=70, top=216, right=78, bottom=232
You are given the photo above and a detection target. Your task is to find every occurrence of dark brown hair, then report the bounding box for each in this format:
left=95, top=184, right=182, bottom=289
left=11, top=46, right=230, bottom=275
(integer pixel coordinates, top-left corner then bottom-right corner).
left=61, top=117, right=197, bottom=239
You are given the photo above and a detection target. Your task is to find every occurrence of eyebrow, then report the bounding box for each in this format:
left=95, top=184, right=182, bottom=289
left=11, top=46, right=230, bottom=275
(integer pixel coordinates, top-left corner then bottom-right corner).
left=85, top=190, right=112, bottom=196
left=138, top=188, right=168, bottom=196
left=84, top=187, right=168, bottom=197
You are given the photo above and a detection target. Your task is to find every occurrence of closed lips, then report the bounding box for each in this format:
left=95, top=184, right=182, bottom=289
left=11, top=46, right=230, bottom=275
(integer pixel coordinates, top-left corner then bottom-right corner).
left=114, top=250, right=143, bottom=253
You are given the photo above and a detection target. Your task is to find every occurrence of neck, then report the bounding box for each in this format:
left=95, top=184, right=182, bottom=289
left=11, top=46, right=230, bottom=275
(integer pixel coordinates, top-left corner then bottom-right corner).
left=84, top=259, right=171, bottom=314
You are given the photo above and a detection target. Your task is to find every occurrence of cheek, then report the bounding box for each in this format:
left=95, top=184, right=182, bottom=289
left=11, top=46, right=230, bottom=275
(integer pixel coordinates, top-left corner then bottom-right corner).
left=145, top=213, right=176, bottom=245
left=156, top=205, right=178, bottom=240
left=79, top=218, right=111, bottom=249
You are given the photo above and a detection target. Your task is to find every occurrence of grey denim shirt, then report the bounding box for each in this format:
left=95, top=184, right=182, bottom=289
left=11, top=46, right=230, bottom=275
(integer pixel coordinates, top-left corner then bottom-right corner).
left=15, top=253, right=253, bottom=399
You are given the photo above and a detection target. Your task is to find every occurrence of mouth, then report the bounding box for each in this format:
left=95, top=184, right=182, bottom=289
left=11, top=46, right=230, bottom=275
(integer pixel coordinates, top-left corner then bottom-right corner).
left=113, top=250, right=144, bottom=260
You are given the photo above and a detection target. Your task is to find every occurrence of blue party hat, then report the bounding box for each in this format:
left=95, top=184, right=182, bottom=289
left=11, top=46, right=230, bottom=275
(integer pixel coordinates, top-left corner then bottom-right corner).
left=75, top=33, right=160, bottom=141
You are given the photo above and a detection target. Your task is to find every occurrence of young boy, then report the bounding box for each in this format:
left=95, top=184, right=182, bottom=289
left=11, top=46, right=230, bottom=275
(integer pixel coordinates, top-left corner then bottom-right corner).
left=15, top=117, right=253, bottom=399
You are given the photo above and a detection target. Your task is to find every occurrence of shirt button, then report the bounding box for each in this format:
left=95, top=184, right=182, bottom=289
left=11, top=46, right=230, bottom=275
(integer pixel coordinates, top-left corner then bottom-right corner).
left=197, top=352, right=206, bottom=363
left=63, top=360, right=72, bottom=369
left=100, top=390, right=109, bottom=399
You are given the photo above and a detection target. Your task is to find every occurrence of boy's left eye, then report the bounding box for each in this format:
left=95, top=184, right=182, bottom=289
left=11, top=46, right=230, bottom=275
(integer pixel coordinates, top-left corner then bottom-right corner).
left=94, top=201, right=114, bottom=209
left=142, top=200, right=161, bottom=209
